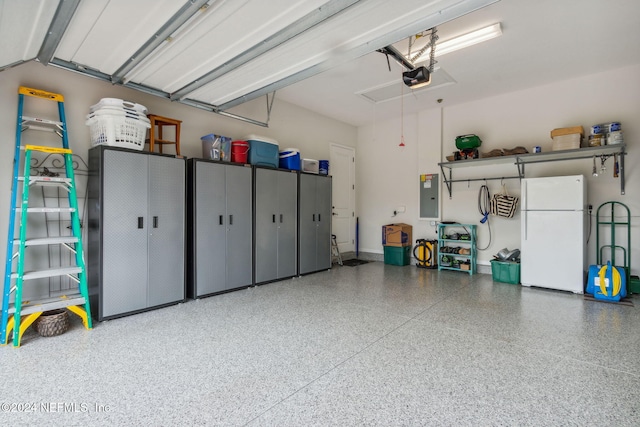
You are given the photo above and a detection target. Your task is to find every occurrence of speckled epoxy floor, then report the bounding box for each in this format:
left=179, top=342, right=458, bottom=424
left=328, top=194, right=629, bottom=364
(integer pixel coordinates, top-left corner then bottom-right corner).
left=1, top=262, right=639, bottom=426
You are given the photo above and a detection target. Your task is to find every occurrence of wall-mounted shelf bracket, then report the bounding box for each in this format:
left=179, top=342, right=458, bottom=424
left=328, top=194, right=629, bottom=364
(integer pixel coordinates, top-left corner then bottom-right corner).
left=438, top=144, right=626, bottom=198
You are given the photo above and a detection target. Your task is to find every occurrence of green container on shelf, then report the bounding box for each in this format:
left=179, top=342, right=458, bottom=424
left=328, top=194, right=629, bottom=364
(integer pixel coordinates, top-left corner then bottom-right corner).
left=384, top=245, right=411, bottom=266
left=491, top=260, right=520, bottom=284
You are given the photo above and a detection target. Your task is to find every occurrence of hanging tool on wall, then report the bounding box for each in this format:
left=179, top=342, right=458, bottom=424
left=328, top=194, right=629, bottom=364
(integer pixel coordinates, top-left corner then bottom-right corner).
left=477, top=183, right=492, bottom=251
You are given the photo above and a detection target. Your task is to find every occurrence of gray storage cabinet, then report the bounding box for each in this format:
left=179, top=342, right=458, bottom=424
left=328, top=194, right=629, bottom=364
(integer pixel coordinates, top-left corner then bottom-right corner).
left=299, top=173, right=332, bottom=275
left=187, top=159, right=253, bottom=297
left=254, top=167, right=298, bottom=284
left=88, top=146, right=186, bottom=320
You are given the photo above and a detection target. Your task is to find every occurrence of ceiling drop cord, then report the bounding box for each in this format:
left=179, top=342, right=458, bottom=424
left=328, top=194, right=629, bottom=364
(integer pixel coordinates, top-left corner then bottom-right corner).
left=477, top=184, right=492, bottom=251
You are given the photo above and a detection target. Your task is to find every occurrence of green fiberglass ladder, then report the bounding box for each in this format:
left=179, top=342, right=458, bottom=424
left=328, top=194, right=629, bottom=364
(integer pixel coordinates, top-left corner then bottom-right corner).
left=1, top=86, right=92, bottom=347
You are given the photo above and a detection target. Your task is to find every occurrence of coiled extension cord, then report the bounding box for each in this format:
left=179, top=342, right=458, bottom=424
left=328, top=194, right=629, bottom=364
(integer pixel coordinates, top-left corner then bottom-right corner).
left=477, top=184, right=492, bottom=250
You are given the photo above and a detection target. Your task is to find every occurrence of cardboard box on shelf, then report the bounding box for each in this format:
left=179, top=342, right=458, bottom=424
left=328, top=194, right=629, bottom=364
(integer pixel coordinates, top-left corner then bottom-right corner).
left=552, top=134, right=581, bottom=151
left=382, top=223, right=412, bottom=247
left=550, top=126, right=584, bottom=138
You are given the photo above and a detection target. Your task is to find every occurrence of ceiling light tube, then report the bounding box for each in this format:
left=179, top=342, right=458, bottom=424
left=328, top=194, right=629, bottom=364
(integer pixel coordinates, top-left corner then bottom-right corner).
left=414, top=22, right=501, bottom=61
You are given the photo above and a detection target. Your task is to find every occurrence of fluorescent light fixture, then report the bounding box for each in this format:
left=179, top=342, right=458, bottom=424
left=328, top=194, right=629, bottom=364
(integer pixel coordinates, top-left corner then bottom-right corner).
left=413, top=23, right=502, bottom=61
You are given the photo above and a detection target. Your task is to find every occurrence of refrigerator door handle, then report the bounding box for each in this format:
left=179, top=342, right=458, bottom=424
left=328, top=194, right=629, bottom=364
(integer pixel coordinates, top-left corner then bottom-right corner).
left=523, top=212, right=527, bottom=240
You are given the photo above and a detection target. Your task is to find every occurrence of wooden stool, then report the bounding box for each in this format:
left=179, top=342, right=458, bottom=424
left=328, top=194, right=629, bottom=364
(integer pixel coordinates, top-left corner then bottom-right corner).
left=147, top=114, right=181, bottom=156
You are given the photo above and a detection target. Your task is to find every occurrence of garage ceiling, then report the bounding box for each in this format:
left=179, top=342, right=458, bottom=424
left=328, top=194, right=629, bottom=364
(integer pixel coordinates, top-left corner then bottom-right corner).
left=0, top=0, right=497, bottom=126
left=279, top=0, right=640, bottom=126
left=1, top=0, right=639, bottom=128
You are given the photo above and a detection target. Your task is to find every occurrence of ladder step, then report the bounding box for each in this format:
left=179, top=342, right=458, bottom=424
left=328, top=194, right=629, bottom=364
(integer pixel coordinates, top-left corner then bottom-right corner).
left=16, top=207, right=76, bottom=213
left=7, top=293, right=86, bottom=316
left=22, top=116, right=64, bottom=128
left=11, top=266, right=82, bottom=281
left=13, top=237, right=78, bottom=246
left=19, top=176, right=73, bottom=190
left=26, top=176, right=72, bottom=185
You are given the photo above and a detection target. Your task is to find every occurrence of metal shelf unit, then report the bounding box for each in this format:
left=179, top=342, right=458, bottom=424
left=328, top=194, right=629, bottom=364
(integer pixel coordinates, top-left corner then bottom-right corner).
left=438, top=144, right=626, bottom=197
left=437, top=223, right=476, bottom=275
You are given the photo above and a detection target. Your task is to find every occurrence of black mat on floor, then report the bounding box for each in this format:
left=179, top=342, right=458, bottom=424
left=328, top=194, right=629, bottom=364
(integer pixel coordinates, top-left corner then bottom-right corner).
left=583, top=294, right=634, bottom=307
left=342, top=259, right=370, bottom=267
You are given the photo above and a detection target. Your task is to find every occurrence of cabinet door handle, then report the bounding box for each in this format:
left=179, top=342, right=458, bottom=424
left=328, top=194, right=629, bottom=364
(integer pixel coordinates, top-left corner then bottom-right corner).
left=229, top=214, right=233, bottom=225
left=318, top=214, right=321, bottom=222
left=280, top=214, right=283, bottom=223
left=219, top=215, right=224, bottom=225
left=153, top=216, right=158, bottom=228
left=272, top=214, right=276, bottom=223
left=313, top=214, right=316, bottom=222
left=137, top=217, right=144, bottom=229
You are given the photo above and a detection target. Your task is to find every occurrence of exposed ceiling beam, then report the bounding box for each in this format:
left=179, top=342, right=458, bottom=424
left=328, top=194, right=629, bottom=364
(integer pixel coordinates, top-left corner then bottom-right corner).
left=217, top=0, right=498, bottom=111
left=48, top=57, right=269, bottom=127
left=110, top=0, right=210, bottom=85
left=37, top=0, right=81, bottom=64
left=179, top=98, right=270, bottom=127
left=170, top=0, right=361, bottom=101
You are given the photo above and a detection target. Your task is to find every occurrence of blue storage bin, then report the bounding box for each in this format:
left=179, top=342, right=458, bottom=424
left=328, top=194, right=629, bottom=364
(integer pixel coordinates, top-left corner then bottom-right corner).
left=279, top=148, right=300, bottom=170
left=246, top=135, right=279, bottom=168
left=319, top=160, right=329, bottom=175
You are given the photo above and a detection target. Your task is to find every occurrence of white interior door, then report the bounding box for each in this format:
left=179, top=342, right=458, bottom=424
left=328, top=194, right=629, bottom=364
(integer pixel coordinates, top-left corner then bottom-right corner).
left=330, top=143, right=355, bottom=254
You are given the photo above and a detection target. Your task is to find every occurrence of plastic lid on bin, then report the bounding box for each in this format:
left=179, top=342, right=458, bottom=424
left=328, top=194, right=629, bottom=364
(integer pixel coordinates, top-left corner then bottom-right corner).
left=279, top=148, right=299, bottom=155
left=280, top=150, right=300, bottom=159
left=244, top=134, right=279, bottom=146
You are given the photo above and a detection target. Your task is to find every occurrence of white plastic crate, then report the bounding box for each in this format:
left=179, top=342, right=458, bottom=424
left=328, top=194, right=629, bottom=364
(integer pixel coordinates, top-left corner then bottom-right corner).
left=301, top=158, right=319, bottom=174
left=88, top=107, right=150, bottom=121
left=86, top=113, right=151, bottom=151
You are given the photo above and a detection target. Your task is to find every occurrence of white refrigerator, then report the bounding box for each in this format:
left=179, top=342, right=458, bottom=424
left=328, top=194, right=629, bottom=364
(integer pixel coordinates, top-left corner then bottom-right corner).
left=520, top=175, right=587, bottom=293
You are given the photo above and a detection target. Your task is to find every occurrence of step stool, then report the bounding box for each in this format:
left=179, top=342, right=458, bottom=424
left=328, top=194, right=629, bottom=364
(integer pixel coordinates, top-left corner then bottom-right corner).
left=147, top=114, right=182, bottom=156
left=331, top=234, right=343, bottom=266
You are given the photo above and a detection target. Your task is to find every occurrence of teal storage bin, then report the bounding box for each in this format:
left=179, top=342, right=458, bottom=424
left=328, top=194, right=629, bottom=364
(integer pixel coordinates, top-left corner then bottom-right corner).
left=491, top=260, right=520, bottom=284
left=246, top=135, right=279, bottom=168
left=384, top=246, right=411, bottom=266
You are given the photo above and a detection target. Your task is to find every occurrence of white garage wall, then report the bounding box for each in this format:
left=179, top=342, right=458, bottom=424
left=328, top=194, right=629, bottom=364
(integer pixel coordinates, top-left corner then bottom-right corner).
left=1, top=61, right=638, bottom=280
left=357, top=64, right=640, bottom=275
left=0, top=61, right=357, bottom=274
